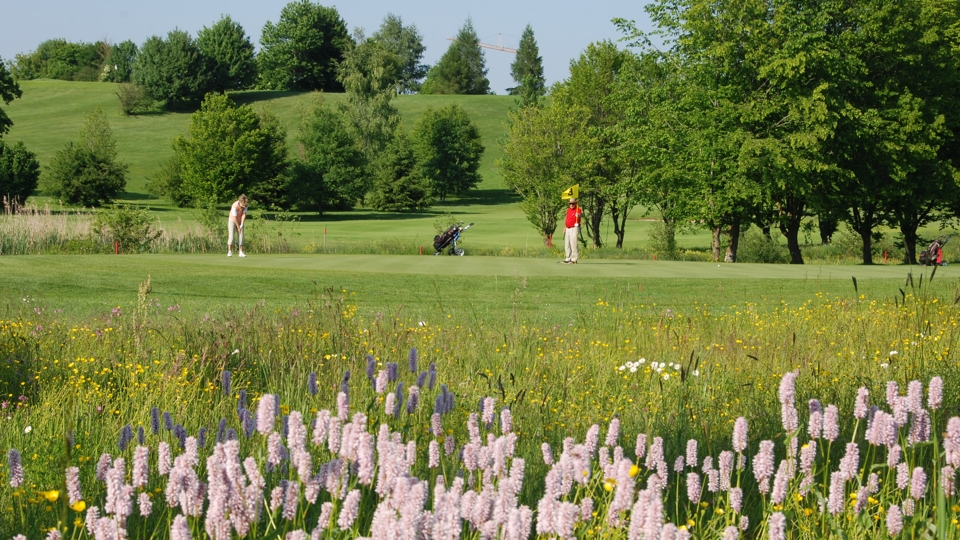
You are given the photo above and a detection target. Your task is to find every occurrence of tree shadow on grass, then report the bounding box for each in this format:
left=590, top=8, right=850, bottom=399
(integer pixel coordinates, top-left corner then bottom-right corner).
left=434, top=188, right=519, bottom=207
left=292, top=210, right=444, bottom=223
left=229, top=90, right=311, bottom=107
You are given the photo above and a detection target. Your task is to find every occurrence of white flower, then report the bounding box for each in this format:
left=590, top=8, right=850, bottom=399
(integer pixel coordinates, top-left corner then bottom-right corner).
left=662, top=374, right=670, bottom=380
left=24, top=426, right=32, bottom=434
left=638, top=358, right=646, bottom=364
left=418, top=321, right=427, bottom=327
left=231, top=349, right=240, bottom=355
left=692, top=370, right=700, bottom=377
left=629, top=366, right=638, bottom=373
left=889, top=350, right=898, bottom=356
left=618, top=366, right=626, bottom=371
left=880, top=363, right=889, bottom=369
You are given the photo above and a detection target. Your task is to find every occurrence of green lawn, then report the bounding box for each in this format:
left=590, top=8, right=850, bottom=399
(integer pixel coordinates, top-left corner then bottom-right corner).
left=0, top=253, right=939, bottom=319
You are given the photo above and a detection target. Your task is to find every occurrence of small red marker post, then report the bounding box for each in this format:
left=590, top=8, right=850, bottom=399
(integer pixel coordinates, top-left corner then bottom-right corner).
left=115, top=241, right=119, bottom=254
left=419, top=246, right=423, bottom=255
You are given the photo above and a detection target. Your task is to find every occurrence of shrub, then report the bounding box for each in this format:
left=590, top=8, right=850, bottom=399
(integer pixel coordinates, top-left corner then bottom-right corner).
left=736, top=228, right=791, bottom=263
left=648, top=220, right=678, bottom=260
left=92, top=205, right=162, bottom=253
left=116, top=83, right=155, bottom=116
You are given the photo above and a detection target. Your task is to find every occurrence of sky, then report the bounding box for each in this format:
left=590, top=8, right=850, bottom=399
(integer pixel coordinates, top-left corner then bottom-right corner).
left=0, top=0, right=655, bottom=94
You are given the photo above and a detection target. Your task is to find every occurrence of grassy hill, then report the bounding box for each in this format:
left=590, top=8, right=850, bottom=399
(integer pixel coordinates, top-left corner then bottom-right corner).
left=3, top=80, right=516, bottom=197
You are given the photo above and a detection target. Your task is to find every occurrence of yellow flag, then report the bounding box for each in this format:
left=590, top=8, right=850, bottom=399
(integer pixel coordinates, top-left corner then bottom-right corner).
left=561, top=184, right=579, bottom=200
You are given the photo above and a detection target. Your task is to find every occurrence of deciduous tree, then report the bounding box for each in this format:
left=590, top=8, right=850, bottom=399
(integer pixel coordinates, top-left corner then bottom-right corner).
left=102, top=40, right=138, bottom=83
left=197, top=15, right=257, bottom=92
left=555, top=41, right=632, bottom=248
left=411, top=103, right=484, bottom=201
left=172, top=94, right=288, bottom=205
left=0, top=140, right=40, bottom=205
left=290, top=98, right=366, bottom=214
left=257, top=1, right=350, bottom=91
left=0, top=57, right=22, bottom=137
left=371, top=14, right=429, bottom=94
left=133, top=30, right=211, bottom=109
left=499, top=96, right=591, bottom=245
left=337, top=35, right=402, bottom=176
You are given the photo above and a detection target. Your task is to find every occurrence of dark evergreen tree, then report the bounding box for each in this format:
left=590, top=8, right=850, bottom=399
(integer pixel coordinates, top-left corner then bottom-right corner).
left=197, top=16, right=258, bottom=92
left=371, top=14, right=429, bottom=94
left=257, top=1, right=350, bottom=91
left=369, top=132, right=431, bottom=211
left=509, top=24, right=546, bottom=106
left=420, top=18, right=490, bottom=95
left=44, top=108, right=128, bottom=206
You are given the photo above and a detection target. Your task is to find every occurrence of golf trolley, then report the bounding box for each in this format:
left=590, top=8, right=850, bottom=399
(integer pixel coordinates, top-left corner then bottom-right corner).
left=433, top=222, right=474, bottom=256
left=919, top=235, right=951, bottom=266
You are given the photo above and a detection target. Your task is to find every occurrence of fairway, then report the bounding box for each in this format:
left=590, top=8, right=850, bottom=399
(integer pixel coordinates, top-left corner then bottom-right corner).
left=0, top=253, right=942, bottom=319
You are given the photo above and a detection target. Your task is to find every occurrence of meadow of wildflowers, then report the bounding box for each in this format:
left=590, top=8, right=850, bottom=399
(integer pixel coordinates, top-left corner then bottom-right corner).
left=2, top=274, right=960, bottom=538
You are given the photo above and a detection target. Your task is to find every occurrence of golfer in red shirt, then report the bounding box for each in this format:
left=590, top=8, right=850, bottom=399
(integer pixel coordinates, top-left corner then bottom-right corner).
left=563, top=197, right=583, bottom=264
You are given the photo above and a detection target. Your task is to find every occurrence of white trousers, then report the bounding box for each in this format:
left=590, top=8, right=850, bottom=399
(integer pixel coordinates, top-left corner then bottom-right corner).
left=228, top=220, right=243, bottom=248
left=564, top=226, right=579, bottom=262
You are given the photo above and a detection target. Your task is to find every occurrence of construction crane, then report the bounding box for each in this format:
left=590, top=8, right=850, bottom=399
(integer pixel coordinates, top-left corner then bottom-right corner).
left=446, top=34, right=517, bottom=54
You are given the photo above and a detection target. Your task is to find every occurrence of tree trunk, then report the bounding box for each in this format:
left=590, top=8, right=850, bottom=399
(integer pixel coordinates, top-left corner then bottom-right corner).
left=900, top=221, right=918, bottom=265
left=725, top=222, right=741, bottom=262
left=712, top=227, right=722, bottom=262
left=892, top=204, right=934, bottom=265
left=611, top=203, right=628, bottom=249
left=780, top=220, right=804, bottom=264
left=849, top=204, right=876, bottom=265
left=778, top=197, right=805, bottom=264
left=585, top=199, right=605, bottom=248
left=859, top=227, right=873, bottom=265
left=542, top=233, right=552, bottom=247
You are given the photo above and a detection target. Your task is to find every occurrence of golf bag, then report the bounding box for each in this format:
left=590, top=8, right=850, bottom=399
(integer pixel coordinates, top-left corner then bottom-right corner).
left=433, top=222, right=474, bottom=256
left=919, top=236, right=950, bottom=266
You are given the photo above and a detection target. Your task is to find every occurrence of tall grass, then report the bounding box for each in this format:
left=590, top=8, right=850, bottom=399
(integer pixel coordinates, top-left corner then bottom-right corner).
left=1, top=270, right=959, bottom=537
left=0, top=203, right=295, bottom=255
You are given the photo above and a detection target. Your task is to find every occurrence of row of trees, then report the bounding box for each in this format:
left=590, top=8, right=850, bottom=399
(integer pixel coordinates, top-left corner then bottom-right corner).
left=502, top=0, right=960, bottom=264
left=5, top=2, right=546, bottom=108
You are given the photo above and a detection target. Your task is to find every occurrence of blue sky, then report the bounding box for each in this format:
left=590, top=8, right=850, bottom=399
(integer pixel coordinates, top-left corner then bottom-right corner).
left=0, top=0, right=654, bottom=94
